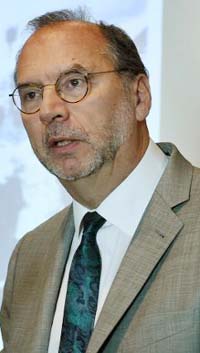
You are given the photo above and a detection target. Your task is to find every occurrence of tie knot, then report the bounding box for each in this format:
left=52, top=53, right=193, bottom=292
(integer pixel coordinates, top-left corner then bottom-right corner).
left=82, top=212, right=106, bottom=234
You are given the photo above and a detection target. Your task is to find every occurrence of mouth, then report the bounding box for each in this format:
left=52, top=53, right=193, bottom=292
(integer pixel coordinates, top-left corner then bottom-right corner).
left=48, top=136, right=75, bottom=146
left=47, top=136, right=82, bottom=154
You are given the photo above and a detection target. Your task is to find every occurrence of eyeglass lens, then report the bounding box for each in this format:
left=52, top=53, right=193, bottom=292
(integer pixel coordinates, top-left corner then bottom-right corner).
left=12, top=71, right=88, bottom=114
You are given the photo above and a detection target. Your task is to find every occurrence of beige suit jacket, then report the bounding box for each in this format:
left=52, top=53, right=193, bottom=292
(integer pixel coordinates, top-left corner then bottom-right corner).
left=1, top=143, right=200, bottom=353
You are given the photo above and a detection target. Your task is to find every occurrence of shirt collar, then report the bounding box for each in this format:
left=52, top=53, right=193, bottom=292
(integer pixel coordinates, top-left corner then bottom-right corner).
left=73, top=139, right=168, bottom=237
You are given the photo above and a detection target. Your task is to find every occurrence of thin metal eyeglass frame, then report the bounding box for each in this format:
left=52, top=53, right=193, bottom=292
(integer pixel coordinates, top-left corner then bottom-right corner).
left=9, top=68, right=130, bottom=114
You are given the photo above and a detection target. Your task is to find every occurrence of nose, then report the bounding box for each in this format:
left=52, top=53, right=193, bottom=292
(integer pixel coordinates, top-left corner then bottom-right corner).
left=39, top=85, right=70, bottom=125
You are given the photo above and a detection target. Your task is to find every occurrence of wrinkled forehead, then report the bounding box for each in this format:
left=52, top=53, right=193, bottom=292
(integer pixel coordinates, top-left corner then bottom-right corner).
left=17, top=22, right=113, bottom=82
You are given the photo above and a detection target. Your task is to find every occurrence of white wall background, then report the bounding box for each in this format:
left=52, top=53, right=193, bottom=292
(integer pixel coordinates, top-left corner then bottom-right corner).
left=0, top=0, right=164, bottom=348
left=160, top=0, right=200, bottom=167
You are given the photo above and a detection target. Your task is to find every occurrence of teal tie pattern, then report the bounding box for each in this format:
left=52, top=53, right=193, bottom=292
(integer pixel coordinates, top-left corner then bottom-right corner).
left=58, top=212, right=106, bottom=353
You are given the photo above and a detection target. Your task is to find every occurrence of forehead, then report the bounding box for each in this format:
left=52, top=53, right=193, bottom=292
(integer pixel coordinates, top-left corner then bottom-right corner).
left=17, top=22, right=113, bottom=82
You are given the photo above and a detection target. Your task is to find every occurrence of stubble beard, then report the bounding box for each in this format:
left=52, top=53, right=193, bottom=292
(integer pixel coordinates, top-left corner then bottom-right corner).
left=33, top=97, right=132, bottom=181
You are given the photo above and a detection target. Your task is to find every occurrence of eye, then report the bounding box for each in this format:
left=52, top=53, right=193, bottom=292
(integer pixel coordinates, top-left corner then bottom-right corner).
left=24, top=91, right=37, bottom=101
left=19, top=87, right=41, bottom=102
left=69, top=78, right=83, bottom=88
left=59, top=72, right=86, bottom=92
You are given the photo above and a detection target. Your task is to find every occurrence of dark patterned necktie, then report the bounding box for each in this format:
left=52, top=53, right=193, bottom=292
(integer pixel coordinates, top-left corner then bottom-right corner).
left=58, top=212, right=106, bottom=353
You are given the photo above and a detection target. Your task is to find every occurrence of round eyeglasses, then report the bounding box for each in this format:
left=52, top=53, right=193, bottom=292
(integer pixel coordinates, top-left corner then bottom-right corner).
left=9, top=69, right=128, bottom=114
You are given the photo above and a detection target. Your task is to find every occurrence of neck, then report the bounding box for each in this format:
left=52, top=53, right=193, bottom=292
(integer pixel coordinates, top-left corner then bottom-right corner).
left=60, top=127, right=149, bottom=209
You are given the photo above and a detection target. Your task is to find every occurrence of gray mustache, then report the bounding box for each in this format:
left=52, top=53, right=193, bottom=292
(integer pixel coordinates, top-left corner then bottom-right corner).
left=46, top=123, right=89, bottom=142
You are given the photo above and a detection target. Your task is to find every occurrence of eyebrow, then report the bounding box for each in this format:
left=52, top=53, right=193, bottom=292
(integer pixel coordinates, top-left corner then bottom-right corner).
left=17, top=63, right=91, bottom=87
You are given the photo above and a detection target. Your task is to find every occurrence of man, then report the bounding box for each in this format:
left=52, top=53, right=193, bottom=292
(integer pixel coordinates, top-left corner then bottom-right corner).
left=1, top=7, right=200, bottom=353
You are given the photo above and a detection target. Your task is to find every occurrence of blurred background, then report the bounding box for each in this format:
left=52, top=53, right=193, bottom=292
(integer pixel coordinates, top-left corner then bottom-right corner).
left=1, top=0, right=200, bottom=348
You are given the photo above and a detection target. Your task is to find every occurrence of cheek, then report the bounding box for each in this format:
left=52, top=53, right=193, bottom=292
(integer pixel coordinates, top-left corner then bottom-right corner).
left=22, top=117, right=44, bottom=146
left=75, top=111, right=109, bottom=140
left=71, top=93, right=117, bottom=133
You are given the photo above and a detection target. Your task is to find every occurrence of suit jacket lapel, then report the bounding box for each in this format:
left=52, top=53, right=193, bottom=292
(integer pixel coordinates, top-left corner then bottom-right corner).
left=34, top=205, right=75, bottom=352
left=87, top=144, right=193, bottom=353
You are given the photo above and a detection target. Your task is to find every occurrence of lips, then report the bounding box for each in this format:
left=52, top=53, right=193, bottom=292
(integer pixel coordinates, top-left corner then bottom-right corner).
left=48, top=136, right=75, bottom=148
left=46, top=136, right=82, bottom=155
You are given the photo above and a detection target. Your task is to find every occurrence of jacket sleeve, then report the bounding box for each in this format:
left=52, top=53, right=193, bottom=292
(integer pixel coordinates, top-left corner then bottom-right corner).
left=0, top=239, right=23, bottom=352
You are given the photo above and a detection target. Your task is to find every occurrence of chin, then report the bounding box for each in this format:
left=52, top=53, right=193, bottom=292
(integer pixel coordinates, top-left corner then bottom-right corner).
left=39, top=152, right=104, bottom=181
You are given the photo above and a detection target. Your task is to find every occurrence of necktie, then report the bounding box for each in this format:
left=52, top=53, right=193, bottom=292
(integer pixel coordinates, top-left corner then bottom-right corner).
left=58, top=212, right=106, bottom=353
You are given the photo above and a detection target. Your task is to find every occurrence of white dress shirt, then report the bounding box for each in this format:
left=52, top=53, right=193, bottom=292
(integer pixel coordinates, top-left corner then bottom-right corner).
left=48, top=140, right=168, bottom=353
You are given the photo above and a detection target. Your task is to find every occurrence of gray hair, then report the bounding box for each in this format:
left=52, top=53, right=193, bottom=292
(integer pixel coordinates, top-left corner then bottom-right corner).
left=14, top=7, right=148, bottom=83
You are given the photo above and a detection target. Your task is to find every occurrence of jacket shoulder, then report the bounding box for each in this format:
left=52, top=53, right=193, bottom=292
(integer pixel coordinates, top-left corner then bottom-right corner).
left=19, top=203, right=73, bottom=246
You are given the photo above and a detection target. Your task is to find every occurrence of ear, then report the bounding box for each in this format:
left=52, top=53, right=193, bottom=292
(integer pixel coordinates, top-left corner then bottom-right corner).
left=133, top=74, right=151, bottom=122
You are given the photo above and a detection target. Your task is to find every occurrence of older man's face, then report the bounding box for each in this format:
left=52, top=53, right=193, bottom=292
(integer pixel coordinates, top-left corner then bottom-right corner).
left=17, top=22, right=146, bottom=182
